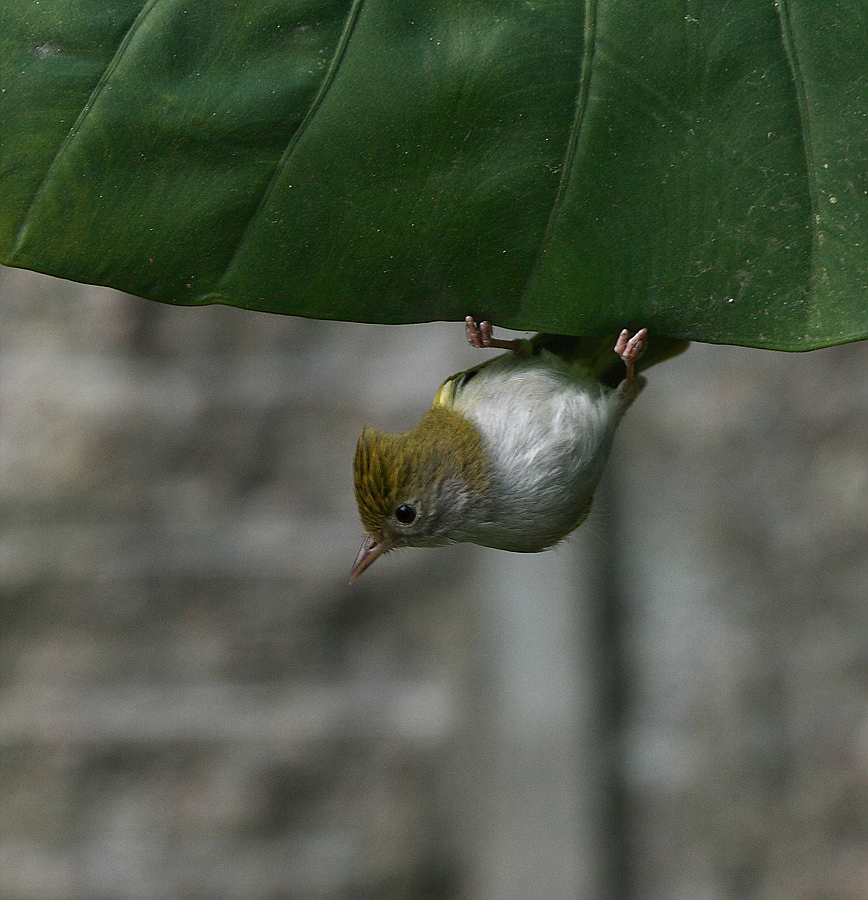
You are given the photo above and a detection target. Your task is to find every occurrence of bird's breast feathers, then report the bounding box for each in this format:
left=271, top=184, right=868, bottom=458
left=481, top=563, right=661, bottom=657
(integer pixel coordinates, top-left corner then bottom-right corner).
left=438, top=350, right=639, bottom=551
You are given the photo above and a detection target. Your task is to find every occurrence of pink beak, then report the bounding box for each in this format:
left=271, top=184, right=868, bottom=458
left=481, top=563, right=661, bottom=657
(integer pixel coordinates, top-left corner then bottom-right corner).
left=348, top=534, right=390, bottom=583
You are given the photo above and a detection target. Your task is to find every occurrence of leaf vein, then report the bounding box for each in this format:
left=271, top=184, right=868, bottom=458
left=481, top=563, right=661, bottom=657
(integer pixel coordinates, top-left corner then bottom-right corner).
left=11, top=0, right=164, bottom=255
left=218, top=0, right=367, bottom=287
left=519, top=0, right=598, bottom=322
left=772, top=0, right=819, bottom=275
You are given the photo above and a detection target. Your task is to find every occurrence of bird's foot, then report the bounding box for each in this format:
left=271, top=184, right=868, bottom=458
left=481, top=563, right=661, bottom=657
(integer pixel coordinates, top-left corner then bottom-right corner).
left=464, top=316, right=523, bottom=351
left=614, top=327, right=648, bottom=387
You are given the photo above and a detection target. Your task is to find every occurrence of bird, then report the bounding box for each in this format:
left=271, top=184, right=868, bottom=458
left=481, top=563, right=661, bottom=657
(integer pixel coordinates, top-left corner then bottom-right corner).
left=350, top=317, right=687, bottom=581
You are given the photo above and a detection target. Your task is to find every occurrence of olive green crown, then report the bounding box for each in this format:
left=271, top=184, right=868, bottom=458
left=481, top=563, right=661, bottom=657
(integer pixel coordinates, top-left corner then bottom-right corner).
left=353, top=406, right=489, bottom=535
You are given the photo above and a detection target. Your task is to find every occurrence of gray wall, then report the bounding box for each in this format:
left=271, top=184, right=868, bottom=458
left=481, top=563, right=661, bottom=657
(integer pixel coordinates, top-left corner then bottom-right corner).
left=1, top=264, right=866, bottom=899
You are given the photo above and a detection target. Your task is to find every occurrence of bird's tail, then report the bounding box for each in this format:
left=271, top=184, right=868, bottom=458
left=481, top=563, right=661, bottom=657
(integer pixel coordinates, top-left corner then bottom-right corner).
left=530, top=331, right=689, bottom=388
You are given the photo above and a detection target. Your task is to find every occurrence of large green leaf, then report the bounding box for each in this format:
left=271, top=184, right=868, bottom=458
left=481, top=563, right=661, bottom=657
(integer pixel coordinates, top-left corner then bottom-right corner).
left=1, top=0, right=866, bottom=349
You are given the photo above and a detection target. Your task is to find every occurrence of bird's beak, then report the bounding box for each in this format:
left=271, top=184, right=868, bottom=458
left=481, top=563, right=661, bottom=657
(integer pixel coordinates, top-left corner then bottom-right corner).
left=348, top=534, right=390, bottom=583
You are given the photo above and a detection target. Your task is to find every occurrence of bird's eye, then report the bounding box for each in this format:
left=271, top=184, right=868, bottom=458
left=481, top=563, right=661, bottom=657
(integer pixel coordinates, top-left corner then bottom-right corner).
left=394, top=503, right=417, bottom=525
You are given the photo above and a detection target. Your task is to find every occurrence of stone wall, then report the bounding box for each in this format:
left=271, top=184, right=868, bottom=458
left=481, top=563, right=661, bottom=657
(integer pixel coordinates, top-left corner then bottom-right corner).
left=1, top=264, right=866, bottom=899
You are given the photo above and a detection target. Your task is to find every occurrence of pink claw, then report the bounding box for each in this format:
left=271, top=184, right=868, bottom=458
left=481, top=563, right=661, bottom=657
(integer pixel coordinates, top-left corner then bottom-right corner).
left=465, top=316, right=492, bottom=348
left=614, top=327, right=648, bottom=386
left=464, top=316, right=522, bottom=351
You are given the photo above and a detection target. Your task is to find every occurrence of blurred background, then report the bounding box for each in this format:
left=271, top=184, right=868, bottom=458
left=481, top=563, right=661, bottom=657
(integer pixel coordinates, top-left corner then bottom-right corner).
left=0, top=262, right=866, bottom=900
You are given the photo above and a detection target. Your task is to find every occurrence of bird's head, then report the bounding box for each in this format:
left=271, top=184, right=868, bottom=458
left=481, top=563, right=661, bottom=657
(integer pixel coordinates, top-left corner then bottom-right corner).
left=350, top=406, right=490, bottom=581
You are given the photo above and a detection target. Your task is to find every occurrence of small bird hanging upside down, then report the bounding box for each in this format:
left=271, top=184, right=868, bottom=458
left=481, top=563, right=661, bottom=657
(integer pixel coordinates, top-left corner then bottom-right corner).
left=350, top=317, right=688, bottom=581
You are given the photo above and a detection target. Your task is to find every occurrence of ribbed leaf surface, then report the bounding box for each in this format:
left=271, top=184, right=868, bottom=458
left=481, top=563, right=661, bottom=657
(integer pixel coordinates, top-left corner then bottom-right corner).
left=1, top=1, right=866, bottom=348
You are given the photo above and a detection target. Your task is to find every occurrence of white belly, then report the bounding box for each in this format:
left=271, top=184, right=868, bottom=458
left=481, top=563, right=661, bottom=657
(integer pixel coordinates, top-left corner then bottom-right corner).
left=451, top=351, right=636, bottom=551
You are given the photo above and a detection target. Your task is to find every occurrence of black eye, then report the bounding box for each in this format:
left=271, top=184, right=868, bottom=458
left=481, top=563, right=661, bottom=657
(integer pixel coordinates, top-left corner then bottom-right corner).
left=394, top=503, right=417, bottom=525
